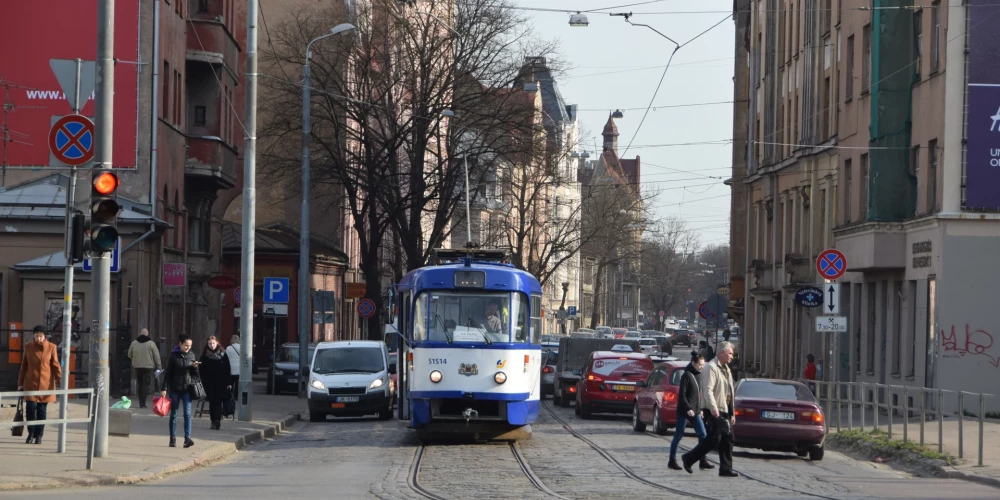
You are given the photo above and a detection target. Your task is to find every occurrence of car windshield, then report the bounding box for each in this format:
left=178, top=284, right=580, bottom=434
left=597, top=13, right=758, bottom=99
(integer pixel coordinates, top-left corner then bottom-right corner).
left=313, top=347, right=384, bottom=374
left=414, top=291, right=529, bottom=343
left=542, top=349, right=559, bottom=365
left=737, top=381, right=816, bottom=402
left=276, top=346, right=314, bottom=363
left=669, top=368, right=684, bottom=385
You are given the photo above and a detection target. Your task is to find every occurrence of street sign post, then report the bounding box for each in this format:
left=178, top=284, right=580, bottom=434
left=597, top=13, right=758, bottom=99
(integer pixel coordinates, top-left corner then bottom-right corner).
left=698, top=301, right=713, bottom=320
left=567, top=305, right=577, bottom=317
left=824, top=283, right=840, bottom=314
left=262, top=304, right=288, bottom=317
left=816, top=249, right=848, bottom=280
left=263, top=278, right=289, bottom=304
left=82, top=237, right=120, bottom=272
left=358, top=298, right=376, bottom=318
left=234, top=287, right=242, bottom=306
left=815, top=316, right=848, bottom=333
left=794, top=286, right=824, bottom=308
left=49, top=114, right=95, bottom=166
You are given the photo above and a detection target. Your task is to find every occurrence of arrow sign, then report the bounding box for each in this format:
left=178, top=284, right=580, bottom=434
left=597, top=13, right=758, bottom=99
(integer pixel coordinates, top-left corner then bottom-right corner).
left=825, top=283, right=840, bottom=314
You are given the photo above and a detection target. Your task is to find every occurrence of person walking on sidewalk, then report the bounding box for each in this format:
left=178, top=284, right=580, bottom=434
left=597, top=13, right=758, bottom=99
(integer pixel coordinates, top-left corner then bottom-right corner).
left=17, top=325, right=62, bottom=444
left=682, top=341, right=738, bottom=477
left=199, top=336, right=231, bottom=430
left=128, top=328, right=162, bottom=408
left=668, top=351, right=713, bottom=472
left=161, top=334, right=200, bottom=448
left=225, top=335, right=242, bottom=389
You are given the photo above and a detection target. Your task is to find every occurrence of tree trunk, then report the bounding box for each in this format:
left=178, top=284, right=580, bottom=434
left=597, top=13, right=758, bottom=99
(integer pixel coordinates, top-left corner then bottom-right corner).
left=589, top=262, right=605, bottom=329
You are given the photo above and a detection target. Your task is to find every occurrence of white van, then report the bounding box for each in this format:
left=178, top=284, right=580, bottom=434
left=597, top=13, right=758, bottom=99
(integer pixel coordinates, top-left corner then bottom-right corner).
left=307, top=340, right=396, bottom=422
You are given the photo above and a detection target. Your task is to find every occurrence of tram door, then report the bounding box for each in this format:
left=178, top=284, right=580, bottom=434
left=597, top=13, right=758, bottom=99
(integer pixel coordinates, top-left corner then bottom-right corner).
left=398, top=291, right=411, bottom=421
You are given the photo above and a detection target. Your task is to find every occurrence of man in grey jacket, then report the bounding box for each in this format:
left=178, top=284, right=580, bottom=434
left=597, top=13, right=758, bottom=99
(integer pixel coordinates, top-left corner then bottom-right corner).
left=682, top=341, right=738, bottom=477
left=128, top=328, right=162, bottom=408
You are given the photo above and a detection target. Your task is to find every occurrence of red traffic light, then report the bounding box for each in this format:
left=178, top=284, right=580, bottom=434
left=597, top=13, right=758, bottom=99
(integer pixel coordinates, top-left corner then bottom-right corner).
left=93, top=171, right=119, bottom=195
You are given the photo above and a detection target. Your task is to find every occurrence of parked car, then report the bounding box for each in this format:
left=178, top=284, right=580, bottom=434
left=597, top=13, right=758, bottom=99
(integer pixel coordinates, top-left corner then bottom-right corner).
left=575, top=351, right=655, bottom=418
left=631, top=360, right=687, bottom=435
left=306, top=340, right=396, bottom=422
left=733, top=378, right=826, bottom=460
left=541, top=346, right=559, bottom=398
left=267, top=343, right=316, bottom=395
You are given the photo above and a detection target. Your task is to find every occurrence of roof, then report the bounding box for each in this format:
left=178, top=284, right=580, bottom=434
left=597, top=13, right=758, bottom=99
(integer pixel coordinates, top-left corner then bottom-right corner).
left=221, top=221, right=348, bottom=264
left=11, top=251, right=86, bottom=272
left=517, top=57, right=571, bottom=129
left=602, top=114, right=619, bottom=137
left=0, top=174, right=168, bottom=226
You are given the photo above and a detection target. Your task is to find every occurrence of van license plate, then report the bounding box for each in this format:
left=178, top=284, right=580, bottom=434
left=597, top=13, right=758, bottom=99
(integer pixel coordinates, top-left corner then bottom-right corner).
left=288, top=378, right=298, bottom=383
left=612, top=385, right=635, bottom=392
left=336, top=396, right=360, bottom=403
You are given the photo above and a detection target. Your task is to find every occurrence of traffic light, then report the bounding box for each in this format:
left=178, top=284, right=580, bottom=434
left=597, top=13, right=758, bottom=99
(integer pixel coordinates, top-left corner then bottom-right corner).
left=70, top=211, right=87, bottom=263
left=89, top=169, right=120, bottom=254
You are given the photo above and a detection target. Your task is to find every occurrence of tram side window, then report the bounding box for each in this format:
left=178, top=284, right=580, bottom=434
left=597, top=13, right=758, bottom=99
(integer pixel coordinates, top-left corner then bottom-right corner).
left=530, top=294, right=542, bottom=344
left=401, top=291, right=416, bottom=341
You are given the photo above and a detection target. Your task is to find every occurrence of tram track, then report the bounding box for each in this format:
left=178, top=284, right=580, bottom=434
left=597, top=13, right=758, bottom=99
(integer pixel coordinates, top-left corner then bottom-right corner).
left=408, top=441, right=568, bottom=500
left=542, top=401, right=849, bottom=500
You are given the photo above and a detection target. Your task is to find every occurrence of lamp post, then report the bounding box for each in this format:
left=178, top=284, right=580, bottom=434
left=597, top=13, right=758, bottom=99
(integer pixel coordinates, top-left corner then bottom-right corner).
left=299, top=23, right=355, bottom=397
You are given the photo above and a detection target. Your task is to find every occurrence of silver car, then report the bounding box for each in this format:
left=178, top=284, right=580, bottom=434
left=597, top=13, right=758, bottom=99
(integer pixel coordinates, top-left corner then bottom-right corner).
left=541, top=346, right=559, bottom=397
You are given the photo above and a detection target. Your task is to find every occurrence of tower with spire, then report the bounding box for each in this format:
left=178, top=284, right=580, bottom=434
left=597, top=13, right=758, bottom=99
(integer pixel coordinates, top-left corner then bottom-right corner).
left=602, top=113, right=619, bottom=154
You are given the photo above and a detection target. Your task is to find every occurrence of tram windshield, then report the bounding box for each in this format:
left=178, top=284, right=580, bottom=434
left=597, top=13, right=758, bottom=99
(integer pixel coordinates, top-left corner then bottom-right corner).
left=414, top=291, right=530, bottom=343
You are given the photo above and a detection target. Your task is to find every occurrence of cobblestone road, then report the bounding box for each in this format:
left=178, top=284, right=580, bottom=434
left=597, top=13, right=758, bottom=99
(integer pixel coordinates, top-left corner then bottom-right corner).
left=16, top=402, right=1000, bottom=500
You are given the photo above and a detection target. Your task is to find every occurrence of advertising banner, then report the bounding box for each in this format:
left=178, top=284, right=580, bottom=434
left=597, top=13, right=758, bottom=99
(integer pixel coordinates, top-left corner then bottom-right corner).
left=0, top=1, right=139, bottom=168
left=966, top=0, right=1000, bottom=209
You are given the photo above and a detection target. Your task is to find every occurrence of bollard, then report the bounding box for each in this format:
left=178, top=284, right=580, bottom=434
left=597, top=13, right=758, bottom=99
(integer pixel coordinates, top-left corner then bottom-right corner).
left=825, top=382, right=833, bottom=433
left=938, top=389, right=944, bottom=454
left=903, top=386, right=908, bottom=443
left=958, top=392, right=964, bottom=459
left=979, top=393, right=985, bottom=467
left=836, top=382, right=842, bottom=432
left=888, top=387, right=893, bottom=440
left=874, top=385, right=880, bottom=433
left=848, top=382, right=854, bottom=431
left=861, top=382, right=867, bottom=431
left=920, top=389, right=925, bottom=446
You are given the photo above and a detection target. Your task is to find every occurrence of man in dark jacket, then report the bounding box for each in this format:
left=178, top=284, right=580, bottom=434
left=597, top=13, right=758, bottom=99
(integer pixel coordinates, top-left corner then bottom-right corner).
left=128, top=328, right=161, bottom=408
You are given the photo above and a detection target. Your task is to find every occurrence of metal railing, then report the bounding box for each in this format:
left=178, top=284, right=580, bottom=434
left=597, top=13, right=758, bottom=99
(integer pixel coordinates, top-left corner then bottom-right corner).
left=811, top=380, right=995, bottom=467
left=0, top=388, right=98, bottom=469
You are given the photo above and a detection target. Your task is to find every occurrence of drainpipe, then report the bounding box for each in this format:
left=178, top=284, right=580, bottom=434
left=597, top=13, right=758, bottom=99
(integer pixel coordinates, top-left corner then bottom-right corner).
left=150, top=0, right=160, bottom=215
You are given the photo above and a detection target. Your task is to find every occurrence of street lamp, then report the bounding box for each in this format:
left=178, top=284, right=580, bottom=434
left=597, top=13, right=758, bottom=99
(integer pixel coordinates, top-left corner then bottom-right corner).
left=299, top=22, right=355, bottom=397
left=441, top=108, right=474, bottom=247
left=569, top=13, right=589, bottom=27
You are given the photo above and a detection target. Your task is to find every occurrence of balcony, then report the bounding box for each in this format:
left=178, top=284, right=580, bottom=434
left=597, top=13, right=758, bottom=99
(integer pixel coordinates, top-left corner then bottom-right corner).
left=185, top=136, right=237, bottom=190
left=186, top=18, right=240, bottom=76
left=749, top=259, right=774, bottom=294
left=834, top=222, right=907, bottom=271
left=783, top=252, right=812, bottom=287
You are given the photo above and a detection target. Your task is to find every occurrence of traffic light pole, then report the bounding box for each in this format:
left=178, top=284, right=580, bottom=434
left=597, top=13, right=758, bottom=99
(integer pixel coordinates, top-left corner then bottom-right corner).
left=238, top=0, right=259, bottom=422
left=58, top=58, right=85, bottom=455
left=87, top=0, right=114, bottom=458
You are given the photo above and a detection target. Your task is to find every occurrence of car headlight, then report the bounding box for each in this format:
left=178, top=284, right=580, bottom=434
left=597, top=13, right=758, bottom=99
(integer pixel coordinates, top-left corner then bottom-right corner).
left=310, top=378, right=326, bottom=390
left=369, top=377, right=385, bottom=390
left=494, top=372, right=507, bottom=384
left=274, top=369, right=284, bottom=375
left=429, top=370, right=443, bottom=383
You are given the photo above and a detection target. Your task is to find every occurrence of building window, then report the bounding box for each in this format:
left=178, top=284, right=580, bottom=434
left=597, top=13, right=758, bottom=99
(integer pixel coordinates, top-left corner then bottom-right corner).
left=891, top=281, right=902, bottom=376
left=931, top=2, right=941, bottom=73
left=860, top=153, right=869, bottom=220
left=914, top=9, right=923, bottom=78
left=198, top=0, right=208, bottom=13
left=846, top=35, right=854, bottom=99
left=844, top=159, right=852, bottom=224
left=194, top=105, right=206, bottom=126
left=162, top=61, right=170, bottom=119
left=187, top=198, right=213, bottom=253
left=928, top=140, right=938, bottom=212
left=821, top=76, right=830, bottom=139
left=907, top=280, right=917, bottom=377
left=866, top=282, right=876, bottom=373
left=822, top=0, right=831, bottom=35
left=911, top=146, right=921, bottom=212
left=862, top=25, right=872, bottom=92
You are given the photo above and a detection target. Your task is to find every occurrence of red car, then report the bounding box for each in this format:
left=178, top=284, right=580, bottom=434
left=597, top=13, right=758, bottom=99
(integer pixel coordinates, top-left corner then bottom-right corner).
left=631, top=360, right=687, bottom=435
left=576, top=351, right=655, bottom=418
left=733, top=378, right=826, bottom=460
left=611, top=328, right=628, bottom=339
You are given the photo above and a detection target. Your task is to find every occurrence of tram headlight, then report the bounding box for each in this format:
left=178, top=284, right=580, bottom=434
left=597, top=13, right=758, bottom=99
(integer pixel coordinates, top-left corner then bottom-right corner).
left=429, top=370, right=443, bottom=383
left=310, top=378, right=326, bottom=390
left=494, top=371, right=507, bottom=384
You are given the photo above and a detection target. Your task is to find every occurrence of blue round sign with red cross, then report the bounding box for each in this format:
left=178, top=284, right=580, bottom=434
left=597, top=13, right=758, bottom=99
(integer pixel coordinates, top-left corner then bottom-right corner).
left=357, top=298, right=376, bottom=318
left=816, top=248, right=848, bottom=280
left=49, top=114, right=95, bottom=166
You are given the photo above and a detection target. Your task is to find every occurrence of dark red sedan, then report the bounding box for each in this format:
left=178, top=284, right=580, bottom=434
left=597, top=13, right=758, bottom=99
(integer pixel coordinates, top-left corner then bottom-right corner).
left=576, top=351, right=655, bottom=419
left=733, top=378, right=826, bottom=460
left=631, top=360, right=687, bottom=435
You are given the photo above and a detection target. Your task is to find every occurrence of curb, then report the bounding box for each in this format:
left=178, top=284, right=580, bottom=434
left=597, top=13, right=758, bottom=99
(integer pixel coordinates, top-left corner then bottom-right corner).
left=0, top=412, right=301, bottom=491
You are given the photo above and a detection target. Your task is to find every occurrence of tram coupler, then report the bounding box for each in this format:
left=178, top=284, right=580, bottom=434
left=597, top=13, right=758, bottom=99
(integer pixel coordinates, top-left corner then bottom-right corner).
left=462, top=408, right=479, bottom=425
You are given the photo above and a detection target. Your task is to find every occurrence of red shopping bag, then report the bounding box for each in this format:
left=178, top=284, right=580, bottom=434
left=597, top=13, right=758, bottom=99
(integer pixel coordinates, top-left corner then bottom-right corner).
left=152, top=395, right=171, bottom=417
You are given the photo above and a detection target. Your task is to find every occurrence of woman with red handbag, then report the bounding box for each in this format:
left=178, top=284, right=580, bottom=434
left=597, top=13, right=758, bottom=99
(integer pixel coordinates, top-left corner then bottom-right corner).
left=17, top=325, right=62, bottom=445
left=160, top=335, right=199, bottom=448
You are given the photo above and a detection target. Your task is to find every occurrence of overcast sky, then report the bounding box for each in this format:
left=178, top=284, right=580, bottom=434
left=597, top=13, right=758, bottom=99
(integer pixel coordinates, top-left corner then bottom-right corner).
left=513, top=0, right=736, bottom=248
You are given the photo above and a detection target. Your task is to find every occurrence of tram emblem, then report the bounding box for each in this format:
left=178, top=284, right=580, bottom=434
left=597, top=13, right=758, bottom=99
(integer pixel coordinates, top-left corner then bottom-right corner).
left=496, top=359, right=506, bottom=369
left=458, top=363, right=479, bottom=376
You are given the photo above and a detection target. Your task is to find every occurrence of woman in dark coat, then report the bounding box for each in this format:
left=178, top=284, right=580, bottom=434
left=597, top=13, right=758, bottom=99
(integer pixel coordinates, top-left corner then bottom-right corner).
left=668, top=351, right=713, bottom=471
left=160, top=334, right=199, bottom=448
left=199, top=336, right=231, bottom=430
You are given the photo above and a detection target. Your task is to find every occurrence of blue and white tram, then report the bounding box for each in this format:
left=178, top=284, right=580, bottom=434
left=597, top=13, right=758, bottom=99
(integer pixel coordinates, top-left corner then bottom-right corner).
left=393, top=249, right=544, bottom=441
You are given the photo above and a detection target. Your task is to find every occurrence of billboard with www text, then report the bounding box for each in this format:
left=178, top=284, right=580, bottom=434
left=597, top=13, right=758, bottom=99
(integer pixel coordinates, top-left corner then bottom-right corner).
left=0, top=0, right=139, bottom=169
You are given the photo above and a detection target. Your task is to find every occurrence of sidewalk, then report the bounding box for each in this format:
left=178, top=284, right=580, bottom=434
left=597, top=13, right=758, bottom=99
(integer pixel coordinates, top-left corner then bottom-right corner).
left=0, top=382, right=303, bottom=491
left=823, top=402, right=1000, bottom=488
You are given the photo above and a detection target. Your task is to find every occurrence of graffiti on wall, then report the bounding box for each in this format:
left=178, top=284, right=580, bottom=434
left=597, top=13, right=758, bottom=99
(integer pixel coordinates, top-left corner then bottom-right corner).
left=941, top=324, right=1000, bottom=368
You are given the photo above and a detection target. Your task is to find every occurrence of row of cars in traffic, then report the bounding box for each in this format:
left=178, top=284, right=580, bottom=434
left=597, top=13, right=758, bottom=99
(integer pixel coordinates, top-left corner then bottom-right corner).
left=540, top=338, right=826, bottom=461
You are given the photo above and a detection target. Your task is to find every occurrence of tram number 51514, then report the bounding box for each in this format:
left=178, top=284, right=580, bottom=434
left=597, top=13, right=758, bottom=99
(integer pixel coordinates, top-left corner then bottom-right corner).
left=428, top=358, right=448, bottom=365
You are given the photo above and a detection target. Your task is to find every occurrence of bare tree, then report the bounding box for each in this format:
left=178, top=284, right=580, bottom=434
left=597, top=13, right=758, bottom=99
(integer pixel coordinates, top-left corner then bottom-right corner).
left=641, top=218, right=699, bottom=323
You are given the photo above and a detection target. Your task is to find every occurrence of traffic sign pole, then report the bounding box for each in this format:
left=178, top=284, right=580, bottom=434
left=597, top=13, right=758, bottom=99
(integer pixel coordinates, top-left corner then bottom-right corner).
left=239, top=0, right=260, bottom=423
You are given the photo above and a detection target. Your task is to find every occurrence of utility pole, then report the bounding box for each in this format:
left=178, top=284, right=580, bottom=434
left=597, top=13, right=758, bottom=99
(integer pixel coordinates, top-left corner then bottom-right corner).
left=58, top=58, right=84, bottom=455
left=89, top=0, right=114, bottom=458
left=238, top=0, right=259, bottom=421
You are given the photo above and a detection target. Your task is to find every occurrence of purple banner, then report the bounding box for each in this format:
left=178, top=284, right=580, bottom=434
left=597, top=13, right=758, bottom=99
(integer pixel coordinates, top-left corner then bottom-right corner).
left=966, top=0, right=1000, bottom=210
